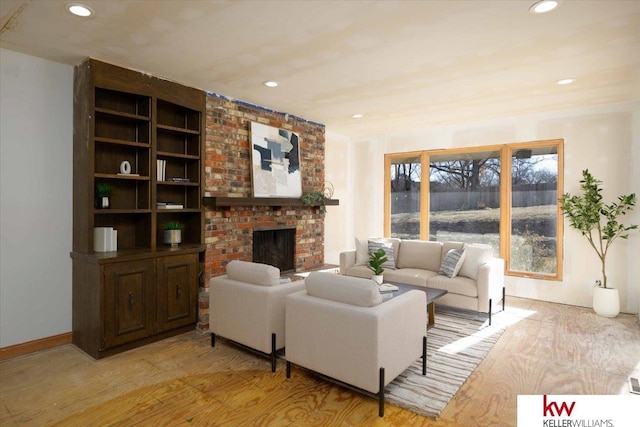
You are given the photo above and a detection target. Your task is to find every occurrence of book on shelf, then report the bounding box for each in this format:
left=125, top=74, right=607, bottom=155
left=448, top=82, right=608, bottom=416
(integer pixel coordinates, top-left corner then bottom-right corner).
left=157, top=202, right=184, bottom=209
left=379, top=283, right=399, bottom=292
left=170, top=177, right=190, bottom=182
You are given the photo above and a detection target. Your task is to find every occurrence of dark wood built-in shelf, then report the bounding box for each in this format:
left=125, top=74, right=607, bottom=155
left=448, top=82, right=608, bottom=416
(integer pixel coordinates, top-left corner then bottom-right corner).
left=94, top=173, right=150, bottom=180
left=203, top=196, right=339, bottom=209
left=72, top=58, right=206, bottom=359
left=156, top=124, right=200, bottom=134
left=95, top=107, right=151, bottom=121
left=95, top=137, right=150, bottom=148
left=157, top=151, right=199, bottom=160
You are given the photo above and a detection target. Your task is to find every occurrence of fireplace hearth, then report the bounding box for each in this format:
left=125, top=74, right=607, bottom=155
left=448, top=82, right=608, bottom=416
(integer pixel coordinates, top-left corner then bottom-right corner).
left=252, top=227, right=296, bottom=273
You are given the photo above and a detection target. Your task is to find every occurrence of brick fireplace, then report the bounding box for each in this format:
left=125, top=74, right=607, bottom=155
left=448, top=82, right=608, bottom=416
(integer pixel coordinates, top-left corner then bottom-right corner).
left=253, top=227, right=296, bottom=273
left=198, top=94, right=327, bottom=330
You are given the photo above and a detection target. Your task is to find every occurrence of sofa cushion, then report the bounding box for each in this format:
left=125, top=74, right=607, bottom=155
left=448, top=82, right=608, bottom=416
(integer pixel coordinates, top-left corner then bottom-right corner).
left=396, top=240, right=443, bottom=271
left=344, top=264, right=374, bottom=279
left=368, top=239, right=396, bottom=270
left=226, top=260, right=281, bottom=286
left=306, top=272, right=382, bottom=307
left=438, top=249, right=466, bottom=278
left=458, top=244, right=493, bottom=280
left=384, top=268, right=438, bottom=287
left=427, top=274, right=478, bottom=298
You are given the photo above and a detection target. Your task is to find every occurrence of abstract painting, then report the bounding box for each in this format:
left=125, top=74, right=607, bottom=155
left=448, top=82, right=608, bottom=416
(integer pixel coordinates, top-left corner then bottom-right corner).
left=250, top=122, right=301, bottom=197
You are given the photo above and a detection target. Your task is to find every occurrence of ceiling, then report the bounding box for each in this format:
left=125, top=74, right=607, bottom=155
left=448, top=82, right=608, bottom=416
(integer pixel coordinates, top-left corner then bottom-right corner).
left=1, top=0, right=639, bottom=138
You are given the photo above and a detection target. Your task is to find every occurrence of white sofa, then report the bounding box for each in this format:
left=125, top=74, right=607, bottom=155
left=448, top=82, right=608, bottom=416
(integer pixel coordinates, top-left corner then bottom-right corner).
left=285, top=272, right=427, bottom=417
left=340, top=238, right=505, bottom=323
left=209, top=260, right=305, bottom=372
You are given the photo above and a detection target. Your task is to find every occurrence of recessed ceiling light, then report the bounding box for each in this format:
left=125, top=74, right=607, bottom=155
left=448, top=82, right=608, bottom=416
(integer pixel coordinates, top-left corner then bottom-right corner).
left=352, top=114, right=363, bottom=119
left=557, top=78, right=574, bottom=85
left=264, top=81, right=279, bottom=88
left=66, top=4, right=93, bottom=17
left=529, top=0, right=558, bottom=14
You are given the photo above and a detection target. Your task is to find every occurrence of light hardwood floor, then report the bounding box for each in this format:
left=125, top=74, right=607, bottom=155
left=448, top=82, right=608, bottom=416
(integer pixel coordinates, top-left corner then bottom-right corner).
left=1, top=297, right=638, bottom=426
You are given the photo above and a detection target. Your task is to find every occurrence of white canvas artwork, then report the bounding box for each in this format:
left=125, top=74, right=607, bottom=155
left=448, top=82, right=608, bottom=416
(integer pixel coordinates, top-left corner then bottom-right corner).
left=250, top=122, right=302, bottom=197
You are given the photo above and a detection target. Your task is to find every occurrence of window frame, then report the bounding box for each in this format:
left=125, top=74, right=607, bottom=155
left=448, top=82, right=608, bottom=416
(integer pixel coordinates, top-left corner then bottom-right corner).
left=384, top=139, right=564, bottom=281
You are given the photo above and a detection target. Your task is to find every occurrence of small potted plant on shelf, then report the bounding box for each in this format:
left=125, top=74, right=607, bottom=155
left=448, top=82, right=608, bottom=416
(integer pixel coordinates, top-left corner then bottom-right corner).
left=300, top=191, right=329, bottom=213
left=559, top=169, right=637, bottom=317
left=95, top=183, right=114, bottom=209
left=163, top=221, right=184, bottom=248
left=300, top=181, right=334, bottom=213
left=368, top=248, right=388, bottom=285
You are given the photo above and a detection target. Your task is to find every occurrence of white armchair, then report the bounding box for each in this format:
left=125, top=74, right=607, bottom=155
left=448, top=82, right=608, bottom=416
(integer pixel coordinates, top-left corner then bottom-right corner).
left=209, top=260, right=305, bottom=372
left=285, top=272, right=427, bottom=417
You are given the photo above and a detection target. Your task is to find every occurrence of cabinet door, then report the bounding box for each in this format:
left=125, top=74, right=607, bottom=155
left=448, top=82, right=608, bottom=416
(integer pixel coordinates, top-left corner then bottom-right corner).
left=157, top=254, right=198, bottom=332
left=104, top=260, right=156, bottom=348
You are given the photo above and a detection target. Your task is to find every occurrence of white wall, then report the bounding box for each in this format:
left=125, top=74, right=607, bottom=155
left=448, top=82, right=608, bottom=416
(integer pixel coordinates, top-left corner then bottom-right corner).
left=0, top=49, right=73, bottom=347
left=323, top=131, right=352, bottom=264
left=325, top=102, right=640, bottom=314
left=632, top=107, right=640, bottom=320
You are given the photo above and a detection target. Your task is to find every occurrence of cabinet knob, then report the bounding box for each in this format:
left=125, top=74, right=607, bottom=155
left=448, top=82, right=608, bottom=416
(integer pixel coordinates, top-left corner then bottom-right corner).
left=176, top=284, right=182, bottom=299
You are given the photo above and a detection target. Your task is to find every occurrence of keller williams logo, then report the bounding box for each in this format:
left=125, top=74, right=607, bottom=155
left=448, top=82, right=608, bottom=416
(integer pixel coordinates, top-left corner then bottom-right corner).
left=543, top=395, right=576, bottom=417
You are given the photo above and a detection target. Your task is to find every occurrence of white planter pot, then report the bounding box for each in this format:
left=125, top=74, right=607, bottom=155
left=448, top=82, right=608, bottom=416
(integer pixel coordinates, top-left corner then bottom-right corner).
left=371, top=275, right=383, bottom=285
left=592, top=286, right=620, bottom=318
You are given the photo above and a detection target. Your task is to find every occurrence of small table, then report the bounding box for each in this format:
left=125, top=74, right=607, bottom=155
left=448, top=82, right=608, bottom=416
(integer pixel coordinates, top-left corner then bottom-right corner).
left=381, top=282, right=447, bottom=329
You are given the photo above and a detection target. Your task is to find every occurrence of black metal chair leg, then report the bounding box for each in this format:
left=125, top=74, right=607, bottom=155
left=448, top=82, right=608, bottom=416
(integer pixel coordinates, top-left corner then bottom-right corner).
left=271, top=333, right=276, bottom=373
left=211, top=333, right=216, bottom=347
left=489, top=299, right=492, bottom=326
left=422, top=336, right=427, bottom=375
left=378, top=367, right=385, bottom=417
left=503, top=287, right=506, bottom=311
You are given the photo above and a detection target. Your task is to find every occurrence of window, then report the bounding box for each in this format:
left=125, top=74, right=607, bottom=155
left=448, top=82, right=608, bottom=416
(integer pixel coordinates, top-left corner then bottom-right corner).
left=387, top=154, right=423, bottom=240
left=429, top=149, right=501, bottom=255
left=384, top=140, right=563, bottom=280
left=507, top=143, right=562, bottom=277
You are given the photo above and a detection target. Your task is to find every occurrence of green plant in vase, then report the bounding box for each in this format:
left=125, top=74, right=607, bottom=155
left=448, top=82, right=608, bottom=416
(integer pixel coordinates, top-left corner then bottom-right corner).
left=300, top=191, right=329, bottom=213
left=162, top=221, right=184, bottom=248
left=95, top=183, right=114, bottom=209
left=367, top=248, right=388, bottom=285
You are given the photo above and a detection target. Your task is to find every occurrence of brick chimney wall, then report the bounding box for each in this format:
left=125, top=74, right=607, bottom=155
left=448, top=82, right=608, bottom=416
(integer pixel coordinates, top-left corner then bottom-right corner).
left=199, top=94, right=326, bottom=330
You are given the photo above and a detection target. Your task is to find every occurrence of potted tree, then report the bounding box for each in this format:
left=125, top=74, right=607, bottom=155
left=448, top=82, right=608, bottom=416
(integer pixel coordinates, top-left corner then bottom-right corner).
left=95, top=183, right=114, bottom=209
left=368, top=248, right=388, bottom=285
left=559, top=169, right=637, bottom=317
left=163, top=221, right=184, bottom=248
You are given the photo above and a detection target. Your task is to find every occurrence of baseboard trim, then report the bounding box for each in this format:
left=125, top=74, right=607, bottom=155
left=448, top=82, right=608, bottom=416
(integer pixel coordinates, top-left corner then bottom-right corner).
left=0, top=332, right=72, bottom=361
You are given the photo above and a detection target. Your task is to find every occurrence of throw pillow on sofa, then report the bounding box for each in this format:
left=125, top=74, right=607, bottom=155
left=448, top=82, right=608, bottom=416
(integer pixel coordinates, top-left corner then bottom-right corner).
left=439, top=249, right=466, bottom=278
left=458, top=244, right=493, bottom=280
left=355, top=237, right=369, bottom=265
left=367, top=239, right=396, bottom=270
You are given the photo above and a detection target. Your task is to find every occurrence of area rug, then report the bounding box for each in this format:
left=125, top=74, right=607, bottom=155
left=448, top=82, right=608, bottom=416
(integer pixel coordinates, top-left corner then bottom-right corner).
left=385, top=307, right=507, bottom=419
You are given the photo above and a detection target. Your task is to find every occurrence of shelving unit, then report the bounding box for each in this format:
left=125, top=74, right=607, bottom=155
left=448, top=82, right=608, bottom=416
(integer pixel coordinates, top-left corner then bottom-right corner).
left=71, top=59, right=206, bottom=359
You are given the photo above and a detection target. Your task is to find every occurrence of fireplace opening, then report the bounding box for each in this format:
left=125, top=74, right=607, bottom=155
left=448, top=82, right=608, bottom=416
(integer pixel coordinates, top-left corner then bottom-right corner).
left=252, top=227, right=296, bottom=273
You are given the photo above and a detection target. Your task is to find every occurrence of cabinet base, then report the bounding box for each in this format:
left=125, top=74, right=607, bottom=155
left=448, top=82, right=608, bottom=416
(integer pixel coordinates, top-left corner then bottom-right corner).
left=74, top=324, right=196, bottom=359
